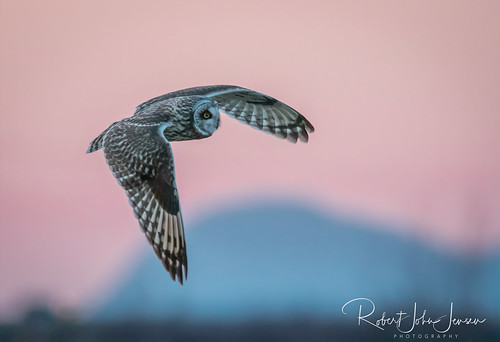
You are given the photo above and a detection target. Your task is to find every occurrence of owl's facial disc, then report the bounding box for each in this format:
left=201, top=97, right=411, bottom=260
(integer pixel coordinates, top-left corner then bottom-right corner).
left=193, top=100, right=220, bottom=137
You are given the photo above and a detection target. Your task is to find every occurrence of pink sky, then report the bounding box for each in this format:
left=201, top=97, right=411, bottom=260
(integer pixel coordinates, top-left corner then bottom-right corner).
left=0, top=1, right=499, bottom=320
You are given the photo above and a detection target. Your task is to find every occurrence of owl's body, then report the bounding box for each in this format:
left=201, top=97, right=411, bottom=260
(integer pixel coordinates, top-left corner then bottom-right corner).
left=88, top=85, right=314, bottom=284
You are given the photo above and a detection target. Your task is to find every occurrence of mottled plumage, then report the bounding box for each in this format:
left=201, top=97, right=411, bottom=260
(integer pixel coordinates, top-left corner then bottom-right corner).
left=87, top=85, right=314, bottom=284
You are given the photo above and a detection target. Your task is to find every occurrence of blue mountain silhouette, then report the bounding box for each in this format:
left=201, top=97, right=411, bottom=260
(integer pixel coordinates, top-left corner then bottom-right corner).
left=93, top=201, right=499, bottom=324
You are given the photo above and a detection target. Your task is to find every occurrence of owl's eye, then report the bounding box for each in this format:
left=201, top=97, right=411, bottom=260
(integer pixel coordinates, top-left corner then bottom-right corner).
left=202, top=111, right=212, bottom=120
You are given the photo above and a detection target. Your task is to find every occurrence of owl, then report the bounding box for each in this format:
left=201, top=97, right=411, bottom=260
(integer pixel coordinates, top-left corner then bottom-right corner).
left=87, top=85, right=314, bottom=284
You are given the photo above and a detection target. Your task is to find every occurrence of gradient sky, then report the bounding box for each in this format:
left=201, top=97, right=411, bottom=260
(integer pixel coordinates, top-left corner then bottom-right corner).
left=0, top=1, right=499, bottom=321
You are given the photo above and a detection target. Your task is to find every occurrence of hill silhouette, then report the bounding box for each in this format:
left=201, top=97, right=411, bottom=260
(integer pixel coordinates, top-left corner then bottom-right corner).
left=93, top=201, right=500, bottom=325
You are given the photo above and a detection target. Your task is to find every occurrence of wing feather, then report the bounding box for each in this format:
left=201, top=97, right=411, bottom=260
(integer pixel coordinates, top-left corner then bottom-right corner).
left=101, top=121, right=187, bottom=284
left=206, top=87, right=314, bottom=143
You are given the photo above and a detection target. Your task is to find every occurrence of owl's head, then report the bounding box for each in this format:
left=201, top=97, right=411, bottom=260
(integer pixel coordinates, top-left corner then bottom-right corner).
left=192, top=98, right=220, bottom=137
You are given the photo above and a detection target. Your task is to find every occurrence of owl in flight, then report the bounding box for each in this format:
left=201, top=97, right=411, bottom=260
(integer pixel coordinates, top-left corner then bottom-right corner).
left=87, top=85, right=314, bottom=284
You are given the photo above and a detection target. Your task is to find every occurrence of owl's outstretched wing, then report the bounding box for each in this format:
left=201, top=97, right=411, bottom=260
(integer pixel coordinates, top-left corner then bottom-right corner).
left=135, top=85, right=314, bottom=143
left=98, top=120, right=187, bottom=284
left=208, top=87, right=314, bottom=143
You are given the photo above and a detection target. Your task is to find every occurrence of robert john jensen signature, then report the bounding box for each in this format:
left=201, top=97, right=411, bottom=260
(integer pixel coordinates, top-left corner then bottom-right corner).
left=342, top=298, right=486, bottom=334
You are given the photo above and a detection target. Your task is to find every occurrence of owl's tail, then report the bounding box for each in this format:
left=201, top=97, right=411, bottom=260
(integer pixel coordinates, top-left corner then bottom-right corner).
left=86, top=121, right=119, bottom=153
